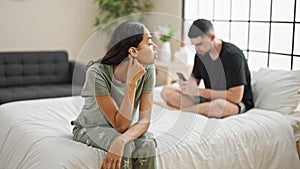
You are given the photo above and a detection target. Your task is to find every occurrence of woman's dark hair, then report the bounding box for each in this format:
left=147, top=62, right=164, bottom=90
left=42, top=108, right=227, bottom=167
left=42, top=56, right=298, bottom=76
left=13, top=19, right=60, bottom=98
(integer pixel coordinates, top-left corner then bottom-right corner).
left=188, top=19, right=214, bottom=38
left=87, top=21, right=145, bottom=67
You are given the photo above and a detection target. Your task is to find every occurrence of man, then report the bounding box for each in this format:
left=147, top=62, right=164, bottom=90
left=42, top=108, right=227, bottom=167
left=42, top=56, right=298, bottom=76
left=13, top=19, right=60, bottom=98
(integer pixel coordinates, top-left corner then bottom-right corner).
left=161, top=19, right=254, bottom=118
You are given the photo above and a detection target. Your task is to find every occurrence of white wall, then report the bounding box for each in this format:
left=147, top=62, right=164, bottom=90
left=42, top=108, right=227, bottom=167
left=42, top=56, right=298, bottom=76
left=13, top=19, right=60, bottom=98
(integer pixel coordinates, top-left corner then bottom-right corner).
left=151, top=0, right=183, bottom=51
left=152, top=0, right=182, bottom=17
left=0, top=0, right=182, bottom=61
left=0, top=0, right=98, bottom=61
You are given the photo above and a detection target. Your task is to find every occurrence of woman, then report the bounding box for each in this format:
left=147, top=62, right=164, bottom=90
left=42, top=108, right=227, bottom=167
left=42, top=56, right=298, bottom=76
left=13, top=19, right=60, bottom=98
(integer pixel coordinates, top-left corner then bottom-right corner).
left=71, top=21, right=158, bottom=169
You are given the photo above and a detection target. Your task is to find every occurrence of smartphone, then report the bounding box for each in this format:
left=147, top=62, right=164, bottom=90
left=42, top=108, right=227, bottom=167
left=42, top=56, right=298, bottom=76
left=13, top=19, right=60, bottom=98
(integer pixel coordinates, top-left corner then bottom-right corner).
left=176, top=72, right=187, bottom=81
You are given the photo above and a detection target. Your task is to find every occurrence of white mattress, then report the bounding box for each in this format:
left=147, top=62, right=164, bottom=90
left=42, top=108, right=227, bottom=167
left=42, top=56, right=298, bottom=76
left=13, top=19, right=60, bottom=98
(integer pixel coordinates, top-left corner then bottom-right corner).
left=0, top=93, right=299, bottom=169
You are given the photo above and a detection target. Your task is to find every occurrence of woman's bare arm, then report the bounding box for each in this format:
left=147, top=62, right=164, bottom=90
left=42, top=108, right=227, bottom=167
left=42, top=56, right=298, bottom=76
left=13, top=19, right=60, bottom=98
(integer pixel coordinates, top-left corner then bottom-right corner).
left=95, top=82, right=137, bottom=133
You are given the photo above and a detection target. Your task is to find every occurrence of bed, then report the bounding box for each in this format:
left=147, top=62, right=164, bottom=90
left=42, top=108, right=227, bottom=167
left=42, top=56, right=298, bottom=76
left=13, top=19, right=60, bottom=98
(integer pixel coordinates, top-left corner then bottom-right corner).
left=0, top=68, right=300, bottom=169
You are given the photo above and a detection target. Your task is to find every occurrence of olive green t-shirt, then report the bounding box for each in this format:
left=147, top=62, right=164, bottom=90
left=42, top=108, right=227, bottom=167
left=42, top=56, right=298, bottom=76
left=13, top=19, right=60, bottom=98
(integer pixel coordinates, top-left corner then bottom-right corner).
left=73, top=63, right=155, bottom=128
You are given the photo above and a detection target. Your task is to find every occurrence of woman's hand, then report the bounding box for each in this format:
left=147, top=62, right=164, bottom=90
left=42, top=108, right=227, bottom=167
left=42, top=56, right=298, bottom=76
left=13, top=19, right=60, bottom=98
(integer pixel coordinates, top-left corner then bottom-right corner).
left=101, top=137, right=126, bottom=169
left=126, top=55, right=146, bottom=85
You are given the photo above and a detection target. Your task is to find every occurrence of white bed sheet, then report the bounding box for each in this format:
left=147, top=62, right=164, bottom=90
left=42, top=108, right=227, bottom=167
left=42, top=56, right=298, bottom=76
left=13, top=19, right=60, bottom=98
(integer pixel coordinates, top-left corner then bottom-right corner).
left=0, top=93, right=299, bottom=169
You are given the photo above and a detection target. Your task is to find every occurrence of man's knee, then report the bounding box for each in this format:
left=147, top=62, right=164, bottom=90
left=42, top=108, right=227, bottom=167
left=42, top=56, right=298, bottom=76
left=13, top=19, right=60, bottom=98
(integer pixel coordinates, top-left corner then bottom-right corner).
left=161, top=85, right=174, bottom=98
left=210, top=99, right=239, bottom=117
left=208, top=99, right=227, bottom=117
left=211, top=99, right=226, bottom=108
left=161, top=86, right=181, bottom=107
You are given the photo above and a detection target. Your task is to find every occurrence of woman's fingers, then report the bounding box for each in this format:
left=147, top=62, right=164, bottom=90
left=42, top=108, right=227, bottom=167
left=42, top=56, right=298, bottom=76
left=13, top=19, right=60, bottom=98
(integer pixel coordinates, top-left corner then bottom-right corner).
left=101, top=156, right=109, bottom=169
left=100, top=155, right=110, bottom=169
left=110, top=159, right=116, bottom=169
left=133, top=56, right=138, bottom=64
left=100, top=159, right=105, bottom=169
left=114, top=158, right=122, bottom=169
left=105, top=160, right=111, bottom=169
left=101, top=152, right=122, bottom=169
left=132, top=57, right=144, bottom=69
left=128, top=55, right=133, bottom=65
left=126, top=57, right=146, bottom=83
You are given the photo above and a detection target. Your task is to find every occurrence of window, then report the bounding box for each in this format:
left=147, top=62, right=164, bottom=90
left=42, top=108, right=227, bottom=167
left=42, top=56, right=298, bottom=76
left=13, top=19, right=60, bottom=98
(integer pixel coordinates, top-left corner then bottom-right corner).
left=184, top=0, right=299, bottom=70
left=249, top=23, right=269, bottom=52
left=230, top=22, right=248, bottom=49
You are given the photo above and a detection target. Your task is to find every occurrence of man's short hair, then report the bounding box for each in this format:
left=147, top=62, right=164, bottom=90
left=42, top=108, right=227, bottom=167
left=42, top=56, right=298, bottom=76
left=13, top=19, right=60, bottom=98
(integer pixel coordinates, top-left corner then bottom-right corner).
left=188, top=19, right=214, bottom=38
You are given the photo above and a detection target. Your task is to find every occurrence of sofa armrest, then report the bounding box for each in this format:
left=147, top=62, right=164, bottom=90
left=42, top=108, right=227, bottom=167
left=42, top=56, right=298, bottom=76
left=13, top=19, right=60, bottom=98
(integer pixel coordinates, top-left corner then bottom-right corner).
left=69, top=61, right=86, bottom=87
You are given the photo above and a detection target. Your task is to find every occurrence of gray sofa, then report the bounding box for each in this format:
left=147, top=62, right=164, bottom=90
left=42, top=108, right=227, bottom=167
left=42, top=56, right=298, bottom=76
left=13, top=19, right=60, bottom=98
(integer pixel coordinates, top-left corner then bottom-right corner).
left=0, top=51, right=85, bottom=104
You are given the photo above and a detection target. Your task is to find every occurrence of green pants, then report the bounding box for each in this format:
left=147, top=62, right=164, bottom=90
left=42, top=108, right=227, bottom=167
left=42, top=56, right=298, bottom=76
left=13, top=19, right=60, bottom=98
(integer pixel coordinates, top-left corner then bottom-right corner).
left=73, top=125, right=157, bottom=169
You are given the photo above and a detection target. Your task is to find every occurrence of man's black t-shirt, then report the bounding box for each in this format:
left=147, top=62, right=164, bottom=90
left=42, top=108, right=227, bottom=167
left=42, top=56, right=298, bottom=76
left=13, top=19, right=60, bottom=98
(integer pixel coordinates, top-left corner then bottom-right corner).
left=192, top=41, right=254, bottom=110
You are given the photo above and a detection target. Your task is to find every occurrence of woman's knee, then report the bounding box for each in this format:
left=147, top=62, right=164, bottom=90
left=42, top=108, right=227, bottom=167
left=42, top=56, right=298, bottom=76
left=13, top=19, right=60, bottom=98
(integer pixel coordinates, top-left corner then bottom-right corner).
left=123, top=141, right=136, bottom=157
left=132, top=138, right=156, bottom=158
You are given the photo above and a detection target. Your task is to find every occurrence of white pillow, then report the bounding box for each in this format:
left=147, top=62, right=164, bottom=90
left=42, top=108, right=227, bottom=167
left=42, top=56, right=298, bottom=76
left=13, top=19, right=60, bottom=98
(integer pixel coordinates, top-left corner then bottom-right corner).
left=251, top=68, right=300, bottom=115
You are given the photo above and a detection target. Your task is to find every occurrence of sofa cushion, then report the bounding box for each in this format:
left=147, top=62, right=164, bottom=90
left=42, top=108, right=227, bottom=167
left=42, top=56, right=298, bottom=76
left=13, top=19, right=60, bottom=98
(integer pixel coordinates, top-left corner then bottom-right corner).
left=0, top=84, right=82, bottom=104
left=0, top=51, right=70, bottom=87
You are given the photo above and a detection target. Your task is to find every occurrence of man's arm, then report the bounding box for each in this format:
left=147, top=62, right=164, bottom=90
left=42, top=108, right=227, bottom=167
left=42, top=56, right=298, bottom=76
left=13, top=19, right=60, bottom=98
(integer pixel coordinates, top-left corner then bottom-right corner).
left=180, top=79, right=243, bottom=117
left=180, top=79, right=244, bottom=104
left=199, top=85, right=244, bottom=104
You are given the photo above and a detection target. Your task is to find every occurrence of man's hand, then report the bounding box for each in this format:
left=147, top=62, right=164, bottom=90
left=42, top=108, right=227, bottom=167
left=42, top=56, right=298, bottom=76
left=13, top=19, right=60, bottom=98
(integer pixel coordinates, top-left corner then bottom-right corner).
left=179, top=79, right=199, bottom=96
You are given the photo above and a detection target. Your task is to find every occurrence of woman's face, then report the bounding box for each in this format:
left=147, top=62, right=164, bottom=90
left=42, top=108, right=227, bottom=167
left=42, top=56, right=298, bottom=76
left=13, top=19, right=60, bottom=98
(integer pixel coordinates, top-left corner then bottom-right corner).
left=135, top=29, right=158, bottom=66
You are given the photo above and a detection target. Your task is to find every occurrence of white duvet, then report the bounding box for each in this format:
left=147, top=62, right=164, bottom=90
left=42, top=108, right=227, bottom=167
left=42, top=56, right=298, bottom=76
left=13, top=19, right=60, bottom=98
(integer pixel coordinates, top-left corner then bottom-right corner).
left=0, top=94, right=299, bottom=169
